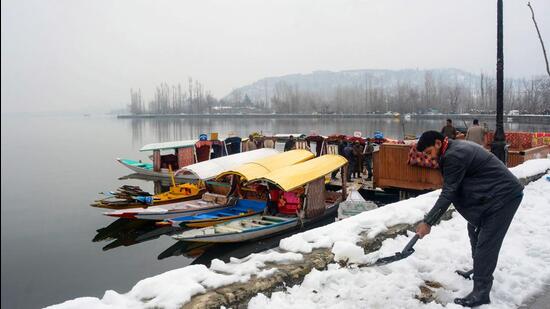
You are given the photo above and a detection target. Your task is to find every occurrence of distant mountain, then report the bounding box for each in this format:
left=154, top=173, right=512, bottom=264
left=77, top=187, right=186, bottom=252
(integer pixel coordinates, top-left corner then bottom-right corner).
left=224, top=68, right=482, bottom=104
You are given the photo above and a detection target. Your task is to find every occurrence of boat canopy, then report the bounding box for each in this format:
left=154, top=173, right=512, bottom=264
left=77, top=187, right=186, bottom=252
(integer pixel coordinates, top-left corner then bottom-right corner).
left=139, top=140, right=198, bottom=152
left=174, top=148, right=279, bottom=180
left=216, top=149, right=314, bottom=182
left=254, top=154, right=348, bottom=191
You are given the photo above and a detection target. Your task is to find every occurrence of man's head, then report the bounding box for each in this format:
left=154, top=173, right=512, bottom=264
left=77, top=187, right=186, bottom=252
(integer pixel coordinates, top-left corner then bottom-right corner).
left=417, top=130, right=445, bottom=159
left=473, top=119, right=479, bottom=125
left=446, top=119, right=452, bottom=126
left=249, top=135, right=254, bottom=140
left=289, top=135, right=294, bottom=140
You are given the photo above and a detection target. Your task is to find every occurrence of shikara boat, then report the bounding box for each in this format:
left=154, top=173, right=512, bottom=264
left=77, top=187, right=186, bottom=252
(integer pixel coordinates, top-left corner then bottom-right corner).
left=117, top=140, right=199, bottom=179
left=166, top=199, right=266, bottom=228
left=95, top=149, right=279, bottom=209
left=91, top=183, right=203, bottom=209
left=103, top=198, right=228, bottom=220
left=104, top=150, right=314, bottom=220
left=172, top=154, right=349, bottom=243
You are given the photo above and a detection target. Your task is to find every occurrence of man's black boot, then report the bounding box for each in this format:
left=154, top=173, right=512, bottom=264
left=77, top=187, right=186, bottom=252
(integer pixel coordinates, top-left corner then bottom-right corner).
left=454, top=279, right=492, bottom=307
left=456, top=269, right=474, bottom=280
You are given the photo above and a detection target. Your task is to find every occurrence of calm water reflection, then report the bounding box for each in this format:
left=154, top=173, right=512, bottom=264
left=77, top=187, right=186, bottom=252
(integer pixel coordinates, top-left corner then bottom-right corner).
left=1, top=114, right=548, bottom=309
left=128, top=117, right=547, bottom=147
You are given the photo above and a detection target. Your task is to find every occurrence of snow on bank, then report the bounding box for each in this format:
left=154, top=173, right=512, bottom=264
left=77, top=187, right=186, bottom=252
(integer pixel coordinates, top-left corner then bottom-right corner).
left=509, top=158, right=550, bottom=179
left=46, top=252, right=302, bottom=309
left=47, top=159, right=550, bottom=309
left=250, top=173, right=550, bottom=308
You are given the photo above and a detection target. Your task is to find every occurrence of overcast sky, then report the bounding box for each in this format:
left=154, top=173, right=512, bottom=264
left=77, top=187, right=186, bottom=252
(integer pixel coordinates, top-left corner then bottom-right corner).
left=2, top=0, right=549, bottom=113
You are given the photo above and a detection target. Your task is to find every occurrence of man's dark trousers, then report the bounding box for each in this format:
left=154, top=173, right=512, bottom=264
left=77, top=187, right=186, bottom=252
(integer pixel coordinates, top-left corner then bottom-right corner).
left=467, top=193, right=523, bottom=284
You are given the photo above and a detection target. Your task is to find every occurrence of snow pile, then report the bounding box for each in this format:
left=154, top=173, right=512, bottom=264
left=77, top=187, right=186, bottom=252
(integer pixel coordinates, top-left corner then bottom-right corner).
left=280, top=191, right=438, bottom=254
left=249, top=174, right=550, bottom=308
left=509, top=158, right=550, bottom=179
left=209, top=251, right=303, bottom=278
left=46, top=251, right=303, bottom=309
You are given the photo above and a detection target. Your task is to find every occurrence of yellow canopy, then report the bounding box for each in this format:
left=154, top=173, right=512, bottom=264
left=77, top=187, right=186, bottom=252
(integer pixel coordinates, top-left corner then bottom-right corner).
left=216, top=149, right=315, bottom=182
left=255, top=154, right=348, bottom=191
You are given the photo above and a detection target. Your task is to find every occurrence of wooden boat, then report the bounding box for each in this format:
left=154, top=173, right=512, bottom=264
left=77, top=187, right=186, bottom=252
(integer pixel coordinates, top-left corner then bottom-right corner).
left=167, top=199, right=267, bottom=228
left=104, top=150, right=313, bottom=220
left=103, top=198, right=228, bottom=220
left=117, top=140, right=199, bottom=179
left=96, top=149, right=280, bottom=209
left=117, top=135, right=255, bottom=179
left=91, top=183, right=203, bottom=209
left=172, top=154, right=348, bottom=243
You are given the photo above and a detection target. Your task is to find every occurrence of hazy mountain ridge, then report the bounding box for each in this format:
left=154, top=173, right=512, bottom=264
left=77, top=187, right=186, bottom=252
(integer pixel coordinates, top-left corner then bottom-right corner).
left=224, top=68, right=483, bottom=104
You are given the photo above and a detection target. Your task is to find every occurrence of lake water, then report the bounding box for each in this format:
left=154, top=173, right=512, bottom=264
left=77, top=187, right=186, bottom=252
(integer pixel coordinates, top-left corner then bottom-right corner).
left=1, top=114, right=548, bottom=308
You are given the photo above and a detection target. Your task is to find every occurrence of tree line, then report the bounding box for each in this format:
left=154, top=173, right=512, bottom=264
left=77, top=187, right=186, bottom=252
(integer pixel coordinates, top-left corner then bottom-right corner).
left=129, top=78, right=216, bottom=114
left=263, top=73, right=550, bottom=115
left=129, top=73, right=550, bottom=115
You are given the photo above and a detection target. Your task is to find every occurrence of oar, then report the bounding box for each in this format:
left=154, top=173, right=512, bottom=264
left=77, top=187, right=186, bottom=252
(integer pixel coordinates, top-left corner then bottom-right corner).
left=168, top=164, right=177, bottom=188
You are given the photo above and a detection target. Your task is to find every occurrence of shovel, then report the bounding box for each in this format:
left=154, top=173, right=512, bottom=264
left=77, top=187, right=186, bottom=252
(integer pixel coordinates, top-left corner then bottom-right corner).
left=358, top=234, right=420, bottom=267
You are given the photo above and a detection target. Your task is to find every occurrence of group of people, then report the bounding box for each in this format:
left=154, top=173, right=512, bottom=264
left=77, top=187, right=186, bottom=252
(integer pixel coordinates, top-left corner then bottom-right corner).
left=440, top=118, right=488, bottom=146
left=244, top=134, right=276, bottom=151
left=334, top=139, right=374, bottom=182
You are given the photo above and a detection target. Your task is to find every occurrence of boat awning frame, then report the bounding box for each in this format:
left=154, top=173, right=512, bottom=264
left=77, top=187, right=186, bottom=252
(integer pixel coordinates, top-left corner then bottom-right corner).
left=252, top=154, right=348, bottom=191
left=215, top=149, right=315, bottom=182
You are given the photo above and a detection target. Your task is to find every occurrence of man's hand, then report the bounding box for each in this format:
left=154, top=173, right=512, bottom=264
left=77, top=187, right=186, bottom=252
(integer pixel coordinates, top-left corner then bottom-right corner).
left=416, top=222, right=431, bottom=239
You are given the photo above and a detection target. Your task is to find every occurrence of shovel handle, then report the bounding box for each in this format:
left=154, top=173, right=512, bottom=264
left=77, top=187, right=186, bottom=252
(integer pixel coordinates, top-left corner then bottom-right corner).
left=402, top=234, right=420, bottom=253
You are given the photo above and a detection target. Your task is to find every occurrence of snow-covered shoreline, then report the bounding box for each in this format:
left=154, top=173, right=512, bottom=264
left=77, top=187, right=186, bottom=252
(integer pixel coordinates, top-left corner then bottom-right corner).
left=47, top=159, right=550, bottom=309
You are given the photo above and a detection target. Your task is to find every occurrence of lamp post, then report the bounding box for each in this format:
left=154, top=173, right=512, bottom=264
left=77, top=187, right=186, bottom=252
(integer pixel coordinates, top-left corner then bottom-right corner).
left=491, top=0, right=507, bottom=163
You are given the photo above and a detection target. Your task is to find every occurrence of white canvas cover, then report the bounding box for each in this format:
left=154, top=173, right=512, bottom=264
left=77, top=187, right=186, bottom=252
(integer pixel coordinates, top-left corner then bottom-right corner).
left=139, top=140, right=198, bottom=152
left=175, top=148, right=279, bottom=180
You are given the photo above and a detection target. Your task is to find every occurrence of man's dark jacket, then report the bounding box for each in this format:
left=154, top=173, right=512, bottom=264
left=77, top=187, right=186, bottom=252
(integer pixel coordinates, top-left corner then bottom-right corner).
left=424, top=140, right=523, bottom=227
left=284, top=140, right=295, bottom=151
left=441, top=125, right=457, bottom=139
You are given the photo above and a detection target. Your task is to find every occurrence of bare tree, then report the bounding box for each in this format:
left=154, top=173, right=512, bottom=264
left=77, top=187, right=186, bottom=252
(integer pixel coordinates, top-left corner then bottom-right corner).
left=528, top=2, right=550, bottom=78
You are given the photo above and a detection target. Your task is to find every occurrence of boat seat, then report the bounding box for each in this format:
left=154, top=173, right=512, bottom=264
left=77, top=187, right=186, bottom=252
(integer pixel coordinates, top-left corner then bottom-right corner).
left=262, top=216, right=287, bottom=222
left=217, top=212, right=235, bottom=216
left=245, top=222, right=264, bottom=227
left=215, top=226, right=242, bottom=233
left=251, top=220, right=274, bottom=225
left=194, top=214, right=218, bottom=219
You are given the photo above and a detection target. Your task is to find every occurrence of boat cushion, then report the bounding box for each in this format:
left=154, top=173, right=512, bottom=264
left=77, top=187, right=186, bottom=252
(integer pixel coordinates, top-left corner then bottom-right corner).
left=278, top=191, right=300, bottom=214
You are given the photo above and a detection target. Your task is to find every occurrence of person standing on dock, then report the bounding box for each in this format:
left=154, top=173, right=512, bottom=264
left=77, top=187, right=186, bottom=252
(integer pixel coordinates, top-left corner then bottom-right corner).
left=246, top=135, right=257, bottom=151
left=331, top=139, right=345, bottom=180
left=363, top=140, right=374, bottom=180
left=343, top=142, right=355, bottom=182
left=441, top=119, right=458, bottom=139
left=284, top=135, right=296, bottom=151
left=465, top=119, right=487, bottom=146
left=415, top=130, right=524, bottom=307
left=352, top=141, right=363, bottom=179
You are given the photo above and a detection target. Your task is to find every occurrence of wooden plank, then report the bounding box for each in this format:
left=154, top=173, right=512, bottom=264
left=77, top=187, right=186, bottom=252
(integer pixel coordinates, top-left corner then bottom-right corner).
left=373, top=144, right=442, bottom=191
left=215, top=226, right=243, bottom=233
